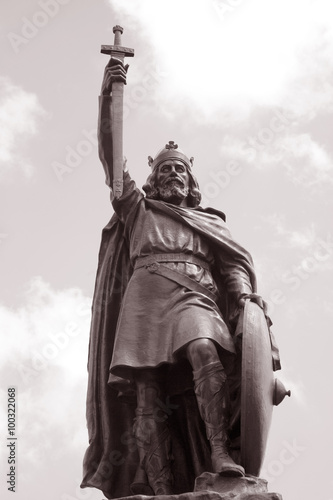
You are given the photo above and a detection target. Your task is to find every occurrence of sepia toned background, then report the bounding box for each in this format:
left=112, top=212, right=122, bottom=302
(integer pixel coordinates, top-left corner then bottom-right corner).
left=1, top=1, right=333, bottom=499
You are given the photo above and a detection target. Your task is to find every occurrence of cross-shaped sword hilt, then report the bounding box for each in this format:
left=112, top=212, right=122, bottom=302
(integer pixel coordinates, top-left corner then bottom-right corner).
left=101, top=25, right=134, bottom=61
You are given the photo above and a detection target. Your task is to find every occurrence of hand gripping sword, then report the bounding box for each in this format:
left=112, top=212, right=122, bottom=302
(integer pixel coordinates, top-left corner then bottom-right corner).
left=101, top=26, right=134, bottom=199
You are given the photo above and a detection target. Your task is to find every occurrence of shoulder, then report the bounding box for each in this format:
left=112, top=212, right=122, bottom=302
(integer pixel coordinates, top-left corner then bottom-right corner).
left=111, top=171, right=144, bottom=222
left=194, top=206, right=227, bottom=222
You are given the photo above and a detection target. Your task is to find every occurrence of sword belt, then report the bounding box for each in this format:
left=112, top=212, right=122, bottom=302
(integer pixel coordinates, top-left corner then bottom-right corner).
left=134, top=253, right=217, bottom=302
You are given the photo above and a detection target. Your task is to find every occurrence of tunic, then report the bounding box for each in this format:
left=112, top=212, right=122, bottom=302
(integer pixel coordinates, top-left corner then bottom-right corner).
left=109, top=172, right=236, bottom=383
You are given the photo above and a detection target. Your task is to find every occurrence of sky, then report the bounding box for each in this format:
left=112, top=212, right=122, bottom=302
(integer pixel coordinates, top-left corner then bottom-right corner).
left=1, top=0, right=333, bottom=499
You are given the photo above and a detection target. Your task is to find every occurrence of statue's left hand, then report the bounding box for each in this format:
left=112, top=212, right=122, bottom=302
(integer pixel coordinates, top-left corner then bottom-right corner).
left=238, top=297, right=246, bottom=307
left=238, top=293, right=270, bottom=315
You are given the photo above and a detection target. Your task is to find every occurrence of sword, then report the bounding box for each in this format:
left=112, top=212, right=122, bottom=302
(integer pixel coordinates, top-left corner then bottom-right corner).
left=101, top=26, right=134, bottom=199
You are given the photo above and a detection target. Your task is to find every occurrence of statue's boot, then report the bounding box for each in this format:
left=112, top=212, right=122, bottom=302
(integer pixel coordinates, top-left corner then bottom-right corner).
left=193, top=361, right=245, bottom=477
left=130, top=466, right=153, bottom=496
left=131, top=407, right=174, bottom=495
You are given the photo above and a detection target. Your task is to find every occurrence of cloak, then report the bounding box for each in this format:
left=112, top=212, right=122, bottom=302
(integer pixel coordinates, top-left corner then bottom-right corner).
left=81, top=197, right=280, bottom=499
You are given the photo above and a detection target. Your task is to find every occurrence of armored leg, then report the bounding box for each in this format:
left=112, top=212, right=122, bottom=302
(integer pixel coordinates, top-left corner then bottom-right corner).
left=131, top=370, right=173, bottom=496
left=187, top=339, right=245, bottom=477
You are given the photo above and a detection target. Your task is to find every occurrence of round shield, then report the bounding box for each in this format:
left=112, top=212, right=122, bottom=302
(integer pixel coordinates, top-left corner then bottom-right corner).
left=240, top=299, right=274, bottom=476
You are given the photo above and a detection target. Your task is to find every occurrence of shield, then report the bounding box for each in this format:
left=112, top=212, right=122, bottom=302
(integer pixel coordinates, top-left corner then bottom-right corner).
left=240, top=299, right=274, bottom=476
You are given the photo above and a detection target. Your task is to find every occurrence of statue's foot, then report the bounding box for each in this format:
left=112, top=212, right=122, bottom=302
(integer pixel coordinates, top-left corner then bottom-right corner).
left=218, top=463, right=245, bottom=477
left=130, top=466, right=154, bottom=496
left=153, top=482, right=174, bottom=495
left=147, top=469, right=174, bottom=495
left=130, top=474, right=173, bottom=496
left=212, top=451, right=245, bottom=477
left=130, top=481, right=154, bottom=496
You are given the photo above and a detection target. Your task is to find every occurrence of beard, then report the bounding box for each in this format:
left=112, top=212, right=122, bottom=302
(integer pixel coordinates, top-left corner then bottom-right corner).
left=157, top=180, right=189, bottom=205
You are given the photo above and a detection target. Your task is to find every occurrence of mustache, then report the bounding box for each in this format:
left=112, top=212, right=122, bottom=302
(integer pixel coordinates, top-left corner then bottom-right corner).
left=163, top=177, right=185, bottom=187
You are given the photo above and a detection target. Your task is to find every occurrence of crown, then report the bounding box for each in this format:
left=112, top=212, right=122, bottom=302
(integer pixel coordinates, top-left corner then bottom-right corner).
left=148, top=141, right=194, bottom=170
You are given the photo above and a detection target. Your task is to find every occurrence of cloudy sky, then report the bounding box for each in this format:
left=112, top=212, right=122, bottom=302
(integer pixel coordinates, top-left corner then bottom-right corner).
left=1, top=1, right=333, bottom=499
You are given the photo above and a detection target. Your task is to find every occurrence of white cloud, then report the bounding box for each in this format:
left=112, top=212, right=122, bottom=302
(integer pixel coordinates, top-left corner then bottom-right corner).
left=260, top=214, right=333, bottom=248
left=0, top=277, right=92, bottom=465
left=109, top=0, right=333, bottom=122
left=280, top=134, right=333, bottom=187
left=257, top=216, right=333, bottom=278
left=0, top=77, right=45, bottom=179
left=218, top=130, right=333, bottom=190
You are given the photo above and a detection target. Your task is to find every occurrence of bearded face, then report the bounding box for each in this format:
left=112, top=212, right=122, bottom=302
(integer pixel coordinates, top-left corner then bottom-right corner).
left=155, top=160, right=190, bottom=206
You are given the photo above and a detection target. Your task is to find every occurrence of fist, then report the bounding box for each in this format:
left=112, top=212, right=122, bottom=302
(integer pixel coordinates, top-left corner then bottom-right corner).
left=238, top=297, right=246, bottom=307
left=101, top=57, right=129, bottom=95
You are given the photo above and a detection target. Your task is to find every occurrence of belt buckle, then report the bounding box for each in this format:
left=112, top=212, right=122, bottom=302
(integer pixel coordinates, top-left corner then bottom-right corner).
left=146, top=261, right=159, bottom=273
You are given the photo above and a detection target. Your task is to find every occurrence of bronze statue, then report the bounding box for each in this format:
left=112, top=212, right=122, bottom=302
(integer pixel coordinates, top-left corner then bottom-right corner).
left=81, top=28, right=286, bottom=500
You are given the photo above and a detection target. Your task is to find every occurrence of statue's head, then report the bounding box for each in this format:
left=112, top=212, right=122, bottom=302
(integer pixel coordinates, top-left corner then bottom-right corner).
left=142, top=141, right=201, bottom=207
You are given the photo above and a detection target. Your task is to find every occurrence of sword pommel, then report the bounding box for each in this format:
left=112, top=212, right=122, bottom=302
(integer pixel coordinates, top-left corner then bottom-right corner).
left=113, top=25, right=123, bottom=45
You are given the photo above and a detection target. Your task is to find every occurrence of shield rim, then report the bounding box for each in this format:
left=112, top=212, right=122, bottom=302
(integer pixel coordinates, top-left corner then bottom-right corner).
left=240, top=299, right=274, bottom=476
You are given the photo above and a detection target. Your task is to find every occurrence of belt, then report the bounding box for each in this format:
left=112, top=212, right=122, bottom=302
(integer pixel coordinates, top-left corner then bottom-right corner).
left=134, top=254, right=217, bottom=302
left=134, top=253, right=210, bottom=271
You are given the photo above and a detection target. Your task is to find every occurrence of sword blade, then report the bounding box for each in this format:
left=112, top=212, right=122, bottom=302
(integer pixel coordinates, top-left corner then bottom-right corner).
left=111, top=80, right=124, bottom=199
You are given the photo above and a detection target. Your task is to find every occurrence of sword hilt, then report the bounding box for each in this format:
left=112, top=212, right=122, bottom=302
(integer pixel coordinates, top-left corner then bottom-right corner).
left=101, top=25, right=134, bottom=59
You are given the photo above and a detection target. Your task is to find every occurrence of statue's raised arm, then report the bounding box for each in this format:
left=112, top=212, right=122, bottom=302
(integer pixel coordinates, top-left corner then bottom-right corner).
left=98, top=26, right=134, bottom=196
left=98, top=58, right=129, bottom=189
